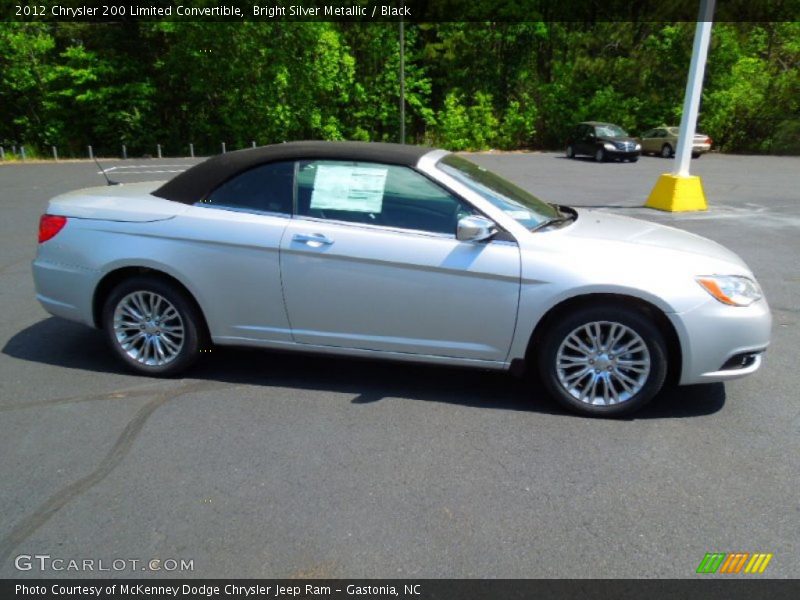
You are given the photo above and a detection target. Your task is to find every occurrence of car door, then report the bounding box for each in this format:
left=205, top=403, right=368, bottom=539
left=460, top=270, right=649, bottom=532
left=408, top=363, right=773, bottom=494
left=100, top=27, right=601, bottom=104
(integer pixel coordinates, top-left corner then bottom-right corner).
left=652, top=128, right=669, bottom=153
left=178, top=161, right=295, bottom=343
left=575, top=125, right=592, bottom=155
left=279, top=159, right=521, bottom=362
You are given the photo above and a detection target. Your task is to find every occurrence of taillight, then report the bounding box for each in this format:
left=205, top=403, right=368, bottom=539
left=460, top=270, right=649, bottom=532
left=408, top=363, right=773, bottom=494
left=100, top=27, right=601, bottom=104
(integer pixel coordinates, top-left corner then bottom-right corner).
left=38, top=214, right=67, bottom=243
left=706, top=137, right=713, bottom=145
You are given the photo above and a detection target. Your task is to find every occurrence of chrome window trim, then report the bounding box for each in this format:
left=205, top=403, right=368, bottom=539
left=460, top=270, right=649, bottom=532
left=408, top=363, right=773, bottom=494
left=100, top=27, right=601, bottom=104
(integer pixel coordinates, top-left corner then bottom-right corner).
left=290, top=213, right=518, bottom=246
left=193, top=202, right=291, bottom=219
left=290, top=213, right=459, bottom=240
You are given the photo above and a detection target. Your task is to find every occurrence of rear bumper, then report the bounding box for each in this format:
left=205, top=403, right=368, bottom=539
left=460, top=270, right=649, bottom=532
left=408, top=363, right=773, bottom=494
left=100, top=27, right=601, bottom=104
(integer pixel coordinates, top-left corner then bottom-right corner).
left=670, top=296, right=771, bottom=385
left=32, top=258, right=98, bottom=327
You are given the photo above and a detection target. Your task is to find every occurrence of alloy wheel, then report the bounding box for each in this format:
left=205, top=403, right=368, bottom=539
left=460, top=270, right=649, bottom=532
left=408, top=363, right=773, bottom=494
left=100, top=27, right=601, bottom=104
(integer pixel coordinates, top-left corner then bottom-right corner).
left=112, top=291, right=185, bottom=366
left=555, top=320, right=651, bottom=406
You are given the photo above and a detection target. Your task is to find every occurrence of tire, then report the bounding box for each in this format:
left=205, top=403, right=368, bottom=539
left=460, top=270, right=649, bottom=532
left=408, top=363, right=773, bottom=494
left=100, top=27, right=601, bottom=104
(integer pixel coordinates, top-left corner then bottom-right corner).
left=566, top=145, right=575, bottom=159
left=661, top=144, right=673, bottom=158
left=102, top=276, right=203, bottom=376
left=536, top=305, right=668, bottom=417
left=692, top=152, right=701, bottom=159
left=594, top=148, right=605, bottom=162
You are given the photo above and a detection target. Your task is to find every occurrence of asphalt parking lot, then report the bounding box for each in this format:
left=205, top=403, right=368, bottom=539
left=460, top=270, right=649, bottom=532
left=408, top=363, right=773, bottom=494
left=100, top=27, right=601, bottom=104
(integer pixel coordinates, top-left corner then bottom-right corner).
left=0, top=152, right=798, bottom=578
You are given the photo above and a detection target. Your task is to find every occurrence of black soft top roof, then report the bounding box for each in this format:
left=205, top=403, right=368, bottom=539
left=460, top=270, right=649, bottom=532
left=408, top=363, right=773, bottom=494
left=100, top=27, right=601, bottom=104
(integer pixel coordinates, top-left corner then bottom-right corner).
left=153, top=141, right=438, bottom=205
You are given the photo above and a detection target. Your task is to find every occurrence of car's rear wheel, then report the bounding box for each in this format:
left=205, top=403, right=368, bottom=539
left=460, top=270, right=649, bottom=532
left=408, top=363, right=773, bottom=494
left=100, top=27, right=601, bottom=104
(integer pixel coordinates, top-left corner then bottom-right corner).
left=537, top=305, right=667, bottom=417
left=102, top=276, right=202, bottom=376
left=594, top=148, right=605, bottom=162
left=566, top=145, right=575, bottom=158
left=661, top=144, right=673, bottom=158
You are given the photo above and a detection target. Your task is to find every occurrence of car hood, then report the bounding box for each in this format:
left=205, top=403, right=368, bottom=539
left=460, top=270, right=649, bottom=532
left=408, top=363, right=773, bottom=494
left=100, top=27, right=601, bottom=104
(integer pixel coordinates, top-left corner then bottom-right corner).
left=597, top=135, right=637, bottom=145
left=561, top=209, right=749, bottom=271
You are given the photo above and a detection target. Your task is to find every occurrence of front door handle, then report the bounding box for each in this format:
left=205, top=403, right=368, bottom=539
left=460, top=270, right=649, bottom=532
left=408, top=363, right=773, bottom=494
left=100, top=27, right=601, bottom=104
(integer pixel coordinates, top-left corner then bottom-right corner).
left=292, top=233, right=334, bottom=247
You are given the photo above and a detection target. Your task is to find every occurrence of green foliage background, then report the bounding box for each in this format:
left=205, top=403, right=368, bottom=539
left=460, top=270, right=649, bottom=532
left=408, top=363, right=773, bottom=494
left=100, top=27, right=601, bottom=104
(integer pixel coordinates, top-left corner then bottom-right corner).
left=1, top=21, right=798, bottom=155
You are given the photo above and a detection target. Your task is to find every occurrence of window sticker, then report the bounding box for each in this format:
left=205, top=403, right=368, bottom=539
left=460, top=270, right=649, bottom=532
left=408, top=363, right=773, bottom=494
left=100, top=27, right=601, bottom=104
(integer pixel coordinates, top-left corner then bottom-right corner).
left=310, top=165, right=387, bottom=213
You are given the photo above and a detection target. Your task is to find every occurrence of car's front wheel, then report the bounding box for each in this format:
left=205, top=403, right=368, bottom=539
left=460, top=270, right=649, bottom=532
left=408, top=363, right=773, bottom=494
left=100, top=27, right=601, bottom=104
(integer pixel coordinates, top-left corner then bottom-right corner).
left=537, top=305, right=668, bottom=417
left=102, top=276, right=203, bottom=376
left=594, top=148, right=605, bottom=162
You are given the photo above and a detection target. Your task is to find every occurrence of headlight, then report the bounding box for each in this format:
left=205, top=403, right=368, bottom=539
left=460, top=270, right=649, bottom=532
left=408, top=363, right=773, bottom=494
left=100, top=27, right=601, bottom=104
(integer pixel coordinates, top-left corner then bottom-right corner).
left=696, top=275, right=762, bottom=306
left=634, top=143, right=641, bottom=150
left=603, top=142, right=616, bottom=151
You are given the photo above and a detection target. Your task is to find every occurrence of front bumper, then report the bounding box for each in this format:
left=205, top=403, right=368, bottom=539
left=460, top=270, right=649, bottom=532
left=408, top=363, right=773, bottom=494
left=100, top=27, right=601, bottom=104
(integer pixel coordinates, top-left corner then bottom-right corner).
left=669, top=296, right=771, bottom=385
left=605, top=149, right=641, bottom=160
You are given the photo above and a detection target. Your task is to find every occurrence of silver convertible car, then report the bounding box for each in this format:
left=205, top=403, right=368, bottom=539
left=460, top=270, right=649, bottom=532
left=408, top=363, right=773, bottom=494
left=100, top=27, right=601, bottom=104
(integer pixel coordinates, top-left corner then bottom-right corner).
left=33, top=142, right=771, bottom=416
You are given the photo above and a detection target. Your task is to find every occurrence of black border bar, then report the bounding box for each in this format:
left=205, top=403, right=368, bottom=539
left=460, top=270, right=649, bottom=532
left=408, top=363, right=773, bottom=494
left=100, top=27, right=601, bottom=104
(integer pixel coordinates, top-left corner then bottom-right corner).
left=2, top=0, right=800, bottom=22
left=3, top=579, right=800, bottom=600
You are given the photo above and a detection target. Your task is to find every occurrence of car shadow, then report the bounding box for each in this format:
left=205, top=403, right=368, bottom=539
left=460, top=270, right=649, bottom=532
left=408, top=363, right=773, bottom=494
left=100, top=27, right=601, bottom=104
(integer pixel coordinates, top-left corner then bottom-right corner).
left=554, top=155, right=594, bottom=162
left=4, top=318, right=726, bottom=420
left=554, top=156, right=641, bottom=164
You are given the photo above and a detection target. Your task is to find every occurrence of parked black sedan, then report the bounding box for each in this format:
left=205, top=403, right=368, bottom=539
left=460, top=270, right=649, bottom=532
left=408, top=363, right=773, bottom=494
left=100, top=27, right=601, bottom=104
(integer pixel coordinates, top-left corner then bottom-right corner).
left=566, top=122, right=641, bottom=162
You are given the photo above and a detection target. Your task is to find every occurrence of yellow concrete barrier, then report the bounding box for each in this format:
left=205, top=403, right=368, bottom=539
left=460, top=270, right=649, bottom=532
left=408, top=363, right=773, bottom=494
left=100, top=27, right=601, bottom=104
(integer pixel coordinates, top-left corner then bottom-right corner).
left=645, top=173, right=708, bottom=212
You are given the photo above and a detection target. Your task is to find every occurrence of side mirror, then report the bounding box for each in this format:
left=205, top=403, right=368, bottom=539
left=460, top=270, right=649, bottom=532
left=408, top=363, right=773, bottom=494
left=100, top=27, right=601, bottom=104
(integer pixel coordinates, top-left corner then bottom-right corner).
left=456, top=215, right=497, bottom=242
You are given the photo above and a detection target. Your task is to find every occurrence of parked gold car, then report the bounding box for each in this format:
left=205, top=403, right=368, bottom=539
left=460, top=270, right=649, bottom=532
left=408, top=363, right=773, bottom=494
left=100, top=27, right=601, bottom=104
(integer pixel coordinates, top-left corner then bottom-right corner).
left=637, top=127, right=712, bottom=158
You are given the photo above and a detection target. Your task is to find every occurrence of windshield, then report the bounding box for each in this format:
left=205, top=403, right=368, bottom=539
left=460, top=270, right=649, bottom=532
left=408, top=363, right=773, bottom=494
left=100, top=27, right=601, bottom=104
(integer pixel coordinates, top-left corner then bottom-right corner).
left=595, top=124, right=628, bottom=138
left=437, top=154, right=560, bottom=229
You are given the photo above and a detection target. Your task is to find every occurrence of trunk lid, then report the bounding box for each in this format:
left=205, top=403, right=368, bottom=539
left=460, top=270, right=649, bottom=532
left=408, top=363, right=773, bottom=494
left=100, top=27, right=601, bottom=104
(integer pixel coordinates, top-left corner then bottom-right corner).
left=47, top=181, right=189, bottom=222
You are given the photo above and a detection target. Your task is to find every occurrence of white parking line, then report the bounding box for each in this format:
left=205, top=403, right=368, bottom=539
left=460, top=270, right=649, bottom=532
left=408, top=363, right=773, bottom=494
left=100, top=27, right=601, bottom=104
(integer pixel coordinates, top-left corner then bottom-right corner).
left=97, top=169, right=187, bottom=174
left=110, top=164, right=191, bottom=169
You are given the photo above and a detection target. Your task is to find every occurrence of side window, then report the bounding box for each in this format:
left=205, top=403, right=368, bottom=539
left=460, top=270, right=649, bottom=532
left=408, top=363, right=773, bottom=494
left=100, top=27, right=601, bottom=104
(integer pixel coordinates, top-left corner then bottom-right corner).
left=642, top=129, right=655, bottom=138
left=296, top=160, right=475, bottom=235
left=203, top=161, right=294, bottom=214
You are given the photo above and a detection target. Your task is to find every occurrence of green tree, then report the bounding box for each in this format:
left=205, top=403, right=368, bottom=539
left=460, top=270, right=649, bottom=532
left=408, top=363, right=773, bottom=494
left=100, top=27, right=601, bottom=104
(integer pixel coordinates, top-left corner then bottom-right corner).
left=0, top=23, right=55, bottom=146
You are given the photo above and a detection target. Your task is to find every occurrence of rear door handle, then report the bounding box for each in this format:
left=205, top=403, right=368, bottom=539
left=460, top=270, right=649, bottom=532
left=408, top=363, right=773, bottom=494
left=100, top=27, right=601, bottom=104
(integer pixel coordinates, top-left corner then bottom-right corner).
left=292, top=233, right=334, bottom=247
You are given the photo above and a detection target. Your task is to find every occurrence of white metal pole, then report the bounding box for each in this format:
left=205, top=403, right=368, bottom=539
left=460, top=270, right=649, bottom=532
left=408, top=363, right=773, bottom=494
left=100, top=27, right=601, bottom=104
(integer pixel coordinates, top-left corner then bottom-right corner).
left=673, top=0, right=715, bottom=177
